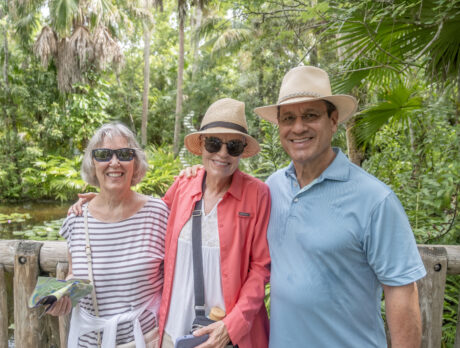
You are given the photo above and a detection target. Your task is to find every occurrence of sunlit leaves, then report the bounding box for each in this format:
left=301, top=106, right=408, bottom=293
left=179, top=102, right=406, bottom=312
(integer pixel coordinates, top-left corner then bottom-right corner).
left=354, top=83, right=423, bottom=145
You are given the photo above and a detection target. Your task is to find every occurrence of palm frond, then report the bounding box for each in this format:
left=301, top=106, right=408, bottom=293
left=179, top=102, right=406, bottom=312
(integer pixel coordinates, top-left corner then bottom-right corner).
left=177, top=0, right=188, bottom=21
left=13, top=11, right=41, bottom=47
left=194, top=15, right=225, bottom=41
left=69, top=26, right=94, bottom=70
left=33, top=26, right=58, bottom=68
left=353, top=83, right=423, bottom=145
left=330, top=0, right=460, bottom=87
left=92, top=26, right=124, bottom=71
left=49, top=0, right=79, bottom=36
left=212, top=27, right=251, bottom=54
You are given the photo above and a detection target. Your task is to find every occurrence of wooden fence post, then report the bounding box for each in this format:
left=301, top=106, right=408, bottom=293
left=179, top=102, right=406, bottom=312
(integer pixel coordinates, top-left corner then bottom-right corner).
left=57, top=262, right=70, bottom=348
left=0, top=265, right=8, bottom=348
left=417, top=246, right=448, bottom=348
left=455, top=292, right=460, bottom=348
left=13, top=241, right=44, bottom=347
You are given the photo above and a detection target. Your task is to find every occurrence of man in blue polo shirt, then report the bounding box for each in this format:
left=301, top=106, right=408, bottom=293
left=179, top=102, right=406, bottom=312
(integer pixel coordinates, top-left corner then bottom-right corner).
left=254, top=66, right=426, bottom=347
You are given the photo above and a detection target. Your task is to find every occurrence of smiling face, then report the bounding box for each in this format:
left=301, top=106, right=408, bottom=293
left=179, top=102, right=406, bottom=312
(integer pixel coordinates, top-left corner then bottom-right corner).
left=93, top=135, right=135, bottom=193
left=200, top=133, right=243, bottom=180
left=278, top=100, right=338, bottom=172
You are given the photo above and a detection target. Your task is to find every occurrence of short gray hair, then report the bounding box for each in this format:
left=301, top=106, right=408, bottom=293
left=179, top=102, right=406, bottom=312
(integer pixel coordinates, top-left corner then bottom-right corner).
left=81, top=122, right=148, bottom=187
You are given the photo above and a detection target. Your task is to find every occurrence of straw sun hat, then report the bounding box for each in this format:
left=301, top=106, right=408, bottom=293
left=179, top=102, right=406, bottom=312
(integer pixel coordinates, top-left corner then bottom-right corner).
left=184, top=98, right=260, bottom=158
left=254, top=66, right=358, bottom=124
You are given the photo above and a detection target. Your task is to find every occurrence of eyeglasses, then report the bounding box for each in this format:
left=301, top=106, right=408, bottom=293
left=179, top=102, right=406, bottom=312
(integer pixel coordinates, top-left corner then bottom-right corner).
left=204, top=137, right=247, bottom=157
left=92, top=148, right=136, bottom=162
left=278, top=112, right=324, bottom=126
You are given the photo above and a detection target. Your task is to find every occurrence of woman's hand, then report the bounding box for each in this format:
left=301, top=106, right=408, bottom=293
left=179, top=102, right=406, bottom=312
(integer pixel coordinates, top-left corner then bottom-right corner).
left=46, top=296, right=72, bottom=316
left=194, top=321, right=230, bottom=348
left=177, top=164, right=204, bottom=178
left=67, top=192, right=98, bottom=216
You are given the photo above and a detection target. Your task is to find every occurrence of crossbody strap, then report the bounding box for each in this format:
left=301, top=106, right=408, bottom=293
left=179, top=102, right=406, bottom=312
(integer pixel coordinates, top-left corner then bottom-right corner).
left=83, top=206, right=102, bottom=347
left=192, top=173, right=207, bottom=318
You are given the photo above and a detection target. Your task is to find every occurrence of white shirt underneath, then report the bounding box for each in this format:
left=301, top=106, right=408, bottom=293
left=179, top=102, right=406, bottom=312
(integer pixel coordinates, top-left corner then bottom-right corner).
left=165, top=201, right=226, bottom=343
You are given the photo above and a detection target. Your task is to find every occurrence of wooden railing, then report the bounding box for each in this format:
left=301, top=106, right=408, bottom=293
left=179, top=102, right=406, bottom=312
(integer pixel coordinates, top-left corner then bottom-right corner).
left=0, top=240, right=459, bottom=348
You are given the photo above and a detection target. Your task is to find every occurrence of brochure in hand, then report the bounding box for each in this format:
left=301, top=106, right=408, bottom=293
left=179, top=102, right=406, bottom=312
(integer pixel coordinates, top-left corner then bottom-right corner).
left=28, top=276, right=93, bottom=311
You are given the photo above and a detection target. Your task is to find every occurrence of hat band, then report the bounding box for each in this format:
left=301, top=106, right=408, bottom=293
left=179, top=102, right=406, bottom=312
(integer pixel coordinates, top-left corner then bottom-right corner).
left=200, top=121, right=248, bottom=134
left=277, top=91, right=323, bottom=104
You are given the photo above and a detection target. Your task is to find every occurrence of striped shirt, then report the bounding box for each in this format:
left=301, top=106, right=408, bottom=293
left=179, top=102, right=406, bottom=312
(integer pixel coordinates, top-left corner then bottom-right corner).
left=60, top=197, right=168, bottom=347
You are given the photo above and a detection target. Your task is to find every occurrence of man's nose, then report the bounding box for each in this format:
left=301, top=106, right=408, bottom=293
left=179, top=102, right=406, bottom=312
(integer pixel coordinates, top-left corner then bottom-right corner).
left=292, top=116, right=307, bottom=132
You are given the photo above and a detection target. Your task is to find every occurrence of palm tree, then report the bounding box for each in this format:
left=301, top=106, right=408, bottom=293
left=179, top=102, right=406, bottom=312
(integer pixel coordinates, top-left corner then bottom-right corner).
left=12, top=0, right=125, bottom=92
left=141, top=0, right=163, bottom=146
left=173, top=0, right=187, bottom=156
left=328, top=0, right=460, bottom=145
left=173, top=0, right=210, bottom=156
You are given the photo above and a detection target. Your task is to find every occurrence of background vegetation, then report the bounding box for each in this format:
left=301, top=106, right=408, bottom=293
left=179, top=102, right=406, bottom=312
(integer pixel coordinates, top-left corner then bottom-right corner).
left=0, top=0, right=458, bottom=344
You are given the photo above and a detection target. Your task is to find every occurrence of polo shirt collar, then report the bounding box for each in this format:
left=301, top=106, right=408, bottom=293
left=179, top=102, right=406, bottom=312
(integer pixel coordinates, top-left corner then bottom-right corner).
left=284, top=147, right=350, bottom=183
left=319, top=148, right=350, bottom=182
left=191, top=168, right=244, bottom=201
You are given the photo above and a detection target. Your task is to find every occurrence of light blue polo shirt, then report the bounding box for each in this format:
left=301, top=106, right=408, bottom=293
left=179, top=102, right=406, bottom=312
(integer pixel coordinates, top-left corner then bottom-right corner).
left=266, top=148, right=426, bottom=348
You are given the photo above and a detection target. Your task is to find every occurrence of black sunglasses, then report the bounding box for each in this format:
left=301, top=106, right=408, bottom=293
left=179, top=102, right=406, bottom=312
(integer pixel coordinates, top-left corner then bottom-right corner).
left=92, top=148, right=136, bottom=162
left=204, top=137, right=247, bottom=157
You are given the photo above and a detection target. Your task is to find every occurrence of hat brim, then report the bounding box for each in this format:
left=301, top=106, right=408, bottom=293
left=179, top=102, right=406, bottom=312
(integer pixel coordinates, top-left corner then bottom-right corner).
left=184, top=127, right=260, bottom=158
left=254, top=95, right=358, bottom=124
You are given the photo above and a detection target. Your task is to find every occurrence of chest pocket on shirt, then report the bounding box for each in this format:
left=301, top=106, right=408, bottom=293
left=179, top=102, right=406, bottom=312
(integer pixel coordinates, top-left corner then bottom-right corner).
left=237, top=212, right=252, bottom=234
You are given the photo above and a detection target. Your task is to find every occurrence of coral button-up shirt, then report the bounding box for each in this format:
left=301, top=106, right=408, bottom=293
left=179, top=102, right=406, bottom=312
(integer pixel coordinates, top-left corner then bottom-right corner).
left=158, top=169, right=271, bottom=348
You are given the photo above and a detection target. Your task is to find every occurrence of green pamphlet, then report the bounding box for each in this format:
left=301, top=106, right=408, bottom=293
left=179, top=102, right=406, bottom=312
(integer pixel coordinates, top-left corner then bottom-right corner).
left=28, top=276, right=93, bottom=310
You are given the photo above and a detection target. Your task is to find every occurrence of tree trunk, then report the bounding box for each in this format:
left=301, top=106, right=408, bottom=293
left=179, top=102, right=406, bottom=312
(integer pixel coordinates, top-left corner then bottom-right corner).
left=335, top=33, right=364, bottom=166
left=191, top=5, right=202, bottom=79
left=173, top=15, right=185, bottom=156
left=455, top=67, right=460, bottom=126
left=141, top=19, right=152, bottom=146
left=2, top=2, right=10, bottom=152
left=345, top=118, right=364, bottom=166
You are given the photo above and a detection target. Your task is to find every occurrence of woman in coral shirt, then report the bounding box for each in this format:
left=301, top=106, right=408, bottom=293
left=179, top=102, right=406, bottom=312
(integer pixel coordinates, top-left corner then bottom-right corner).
left=159, top=98, right=271, bottom=348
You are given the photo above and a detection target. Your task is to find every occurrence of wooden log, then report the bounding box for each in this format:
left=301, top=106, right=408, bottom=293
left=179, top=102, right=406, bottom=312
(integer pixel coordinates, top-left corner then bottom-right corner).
left=0, top=240, right=68, bottom=273
left=57, top=262, right=70, bottom=348
left=3, top=241, right=456, bottom=276
left=417, top=246, right=448, bottom=348
left=437, top=245, right=460, bottom=274
left=419, top=244, right=460, bottom=275
left=0, top=265, right=8, bottom=348
left=13, top=241, right=45, bottom=347
left=0, top=241, right=19, bottom=273
left=39, top=241, right=68, bottom=274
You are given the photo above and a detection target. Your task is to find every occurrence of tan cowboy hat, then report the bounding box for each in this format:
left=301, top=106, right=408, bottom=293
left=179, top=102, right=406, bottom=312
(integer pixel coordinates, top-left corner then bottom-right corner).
left=254, top=66, right=358, bottom=124
left=184, top=98, right=260, bottom=158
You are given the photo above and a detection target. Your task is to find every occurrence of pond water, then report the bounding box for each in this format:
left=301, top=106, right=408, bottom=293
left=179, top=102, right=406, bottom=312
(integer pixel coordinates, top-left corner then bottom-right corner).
left=1, top=202, right=70, bottom=347
left=0, top=201, right=70, bottom=240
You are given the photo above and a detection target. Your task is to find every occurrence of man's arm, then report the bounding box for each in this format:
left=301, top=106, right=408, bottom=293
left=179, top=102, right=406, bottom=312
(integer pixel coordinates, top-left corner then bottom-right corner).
left=383, top=282, right=422, bottom=348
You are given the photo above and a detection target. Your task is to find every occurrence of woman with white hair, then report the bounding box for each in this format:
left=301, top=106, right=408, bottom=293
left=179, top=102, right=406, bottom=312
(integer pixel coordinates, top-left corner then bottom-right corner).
left=48, top=122, right=168, bottom=348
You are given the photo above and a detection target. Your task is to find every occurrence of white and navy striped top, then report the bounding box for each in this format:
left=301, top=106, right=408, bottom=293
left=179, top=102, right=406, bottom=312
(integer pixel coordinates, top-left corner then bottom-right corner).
left=60, top=197, right=168, bottom=347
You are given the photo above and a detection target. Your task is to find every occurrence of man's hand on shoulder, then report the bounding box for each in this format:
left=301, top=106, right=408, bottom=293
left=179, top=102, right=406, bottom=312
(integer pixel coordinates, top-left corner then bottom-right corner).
left=177, top=164, right=204, bottom=179
left=67, top=192, right=97, bottom=216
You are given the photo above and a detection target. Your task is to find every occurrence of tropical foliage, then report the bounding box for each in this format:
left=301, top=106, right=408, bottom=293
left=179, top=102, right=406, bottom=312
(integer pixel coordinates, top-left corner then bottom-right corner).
left=0, top=0, right=459, bottom=343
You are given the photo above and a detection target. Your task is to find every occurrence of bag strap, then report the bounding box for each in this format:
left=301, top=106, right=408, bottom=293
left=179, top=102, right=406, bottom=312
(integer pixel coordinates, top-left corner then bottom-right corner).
left=83, top=206, right=102, bottom=347
left=192, top=173, right=207, bottom=318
